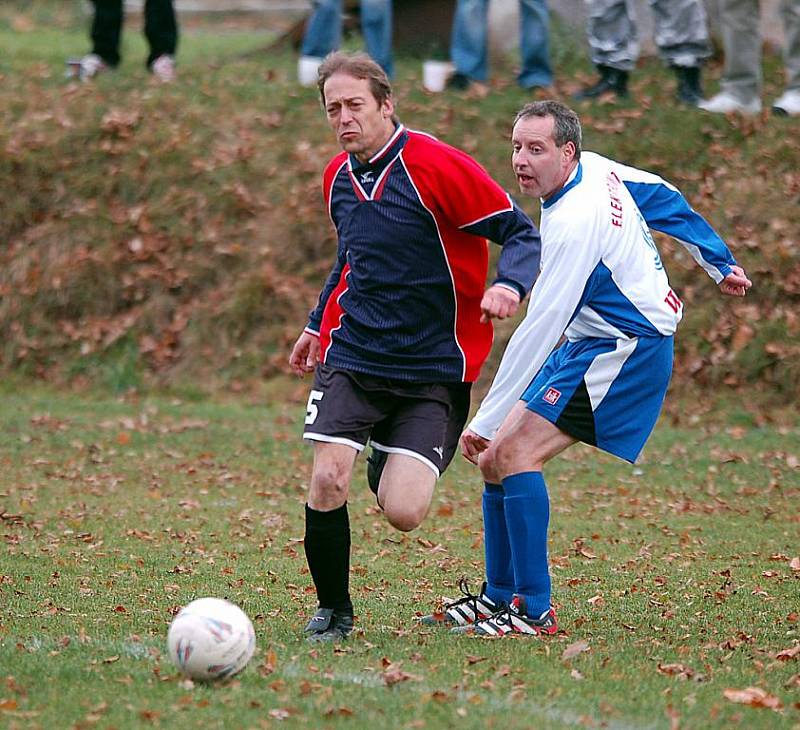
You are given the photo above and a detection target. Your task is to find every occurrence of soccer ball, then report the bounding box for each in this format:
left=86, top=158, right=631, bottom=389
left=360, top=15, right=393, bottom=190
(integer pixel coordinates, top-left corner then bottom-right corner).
left=167, top=597, right=256, bottom=681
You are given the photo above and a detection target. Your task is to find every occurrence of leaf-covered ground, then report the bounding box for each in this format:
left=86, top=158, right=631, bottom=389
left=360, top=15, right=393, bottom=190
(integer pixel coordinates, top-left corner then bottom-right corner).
left=0, top=384, right=798, bottom=729
left=1, top=3, right=799, bottom=401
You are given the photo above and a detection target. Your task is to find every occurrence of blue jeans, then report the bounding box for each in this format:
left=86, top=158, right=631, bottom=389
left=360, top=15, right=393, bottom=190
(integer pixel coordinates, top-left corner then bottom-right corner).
left=301, top=0, right=393, bottom=77
left=450, top=0, right=551, bottom=87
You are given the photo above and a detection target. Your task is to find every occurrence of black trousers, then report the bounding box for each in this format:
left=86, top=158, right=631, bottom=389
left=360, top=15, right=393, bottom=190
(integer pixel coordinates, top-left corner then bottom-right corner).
left=91, top=0, right=178, bottom=68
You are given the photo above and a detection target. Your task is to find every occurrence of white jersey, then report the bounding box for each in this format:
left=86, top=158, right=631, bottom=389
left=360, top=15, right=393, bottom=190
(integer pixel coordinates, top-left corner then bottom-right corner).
left=469, top=151, right=737, bottom=440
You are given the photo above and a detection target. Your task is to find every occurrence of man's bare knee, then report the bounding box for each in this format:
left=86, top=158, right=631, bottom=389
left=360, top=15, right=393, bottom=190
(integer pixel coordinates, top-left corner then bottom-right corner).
left=385, top=504, right=426, bottom=532
left=478, top=448, right=503, bottom=484
left=309, top=455, right=353, bottom=509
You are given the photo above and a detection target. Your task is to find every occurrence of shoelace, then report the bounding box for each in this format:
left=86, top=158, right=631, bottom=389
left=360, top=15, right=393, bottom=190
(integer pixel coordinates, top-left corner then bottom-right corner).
left=443, top=577, right=483, bottom=611
left=487, top=606, right=513, bottom=627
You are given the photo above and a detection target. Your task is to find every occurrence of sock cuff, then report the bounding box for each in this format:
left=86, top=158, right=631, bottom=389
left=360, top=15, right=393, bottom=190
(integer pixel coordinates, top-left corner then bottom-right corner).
left=502, top=471, right=545, bottom=498
left=306, top=502, right=349, bottom=527
left=483, top=482, right=503, bottom=495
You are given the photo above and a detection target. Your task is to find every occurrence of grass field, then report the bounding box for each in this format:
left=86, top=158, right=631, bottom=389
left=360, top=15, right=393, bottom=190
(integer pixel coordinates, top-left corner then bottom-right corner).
left=1, top=383, right=798, bottom=729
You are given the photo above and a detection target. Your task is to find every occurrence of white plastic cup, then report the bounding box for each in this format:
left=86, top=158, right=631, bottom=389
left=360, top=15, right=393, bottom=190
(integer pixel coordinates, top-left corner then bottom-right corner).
left=298, top=56, right=322, bottom=87
left=422, top=60, right=453, bottom=93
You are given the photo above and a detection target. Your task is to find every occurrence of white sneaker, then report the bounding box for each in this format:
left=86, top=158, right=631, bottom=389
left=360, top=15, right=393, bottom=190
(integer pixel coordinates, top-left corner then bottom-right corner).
left=78, top=53, right=108, bottom=81
left=698, top=91, right=761, bottom=115
left=151, top=54, right=176, bottom=83
left=772, top=89, right=800, bottom=116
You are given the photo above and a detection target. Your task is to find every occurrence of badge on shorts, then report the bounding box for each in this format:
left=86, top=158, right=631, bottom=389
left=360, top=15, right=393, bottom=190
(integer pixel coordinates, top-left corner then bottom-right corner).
left=543, top=387, right=561, bottom=405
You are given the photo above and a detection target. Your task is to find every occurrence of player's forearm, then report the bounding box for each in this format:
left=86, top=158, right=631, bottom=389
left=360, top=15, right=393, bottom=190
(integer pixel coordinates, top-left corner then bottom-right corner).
left=464, top=205, right=541, bottom=297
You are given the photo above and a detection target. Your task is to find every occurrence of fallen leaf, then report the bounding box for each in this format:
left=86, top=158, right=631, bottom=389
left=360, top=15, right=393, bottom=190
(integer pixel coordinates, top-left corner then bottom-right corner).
left=561, top=640, right=590, bottom=661
left=466, top=655, right=487, bottom=665
left=658, top=663, right=695, bottom=680
left=776, top=644, right=800, bottom=661
left=723, top=687, right=782, bottom=710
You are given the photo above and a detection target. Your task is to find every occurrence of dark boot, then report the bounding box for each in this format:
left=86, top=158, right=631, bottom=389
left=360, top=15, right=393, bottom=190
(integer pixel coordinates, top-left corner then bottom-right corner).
left=674, top=65, right=703, bottom=106
left=574, top=65, right=629, bottom=100
left=446, top=72, right=472, bottom=91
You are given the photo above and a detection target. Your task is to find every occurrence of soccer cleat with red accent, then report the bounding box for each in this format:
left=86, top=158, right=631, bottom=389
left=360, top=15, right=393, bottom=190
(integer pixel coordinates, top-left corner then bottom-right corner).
left=452, top=594, right=557, bottom=637
left=419, top=579, right=501, bottom=627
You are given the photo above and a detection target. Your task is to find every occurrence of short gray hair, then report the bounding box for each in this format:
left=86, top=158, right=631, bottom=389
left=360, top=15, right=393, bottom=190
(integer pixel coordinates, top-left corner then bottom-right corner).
left=514, top=101, right=582, bottom=160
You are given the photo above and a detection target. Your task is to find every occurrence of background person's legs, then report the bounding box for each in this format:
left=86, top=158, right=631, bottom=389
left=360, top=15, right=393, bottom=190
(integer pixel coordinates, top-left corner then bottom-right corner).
left=772, top=0, right=800, bottom=113
left=91, top=0, right=124, bottom=67
left=360, top=0, right=393, bottom=76
left=301, top=0, right=343, bottom=59
left=518, top=0, right=552, bottom=88
left=574, top=0, right=636, bottom=98
left=144, top=0, right=178, bottom=68
left=649, top=0, right=710, bottom=104
left=584, top=0, right=639, bottom=72
left=717, top=0, right=761, bottom=102
left=450, top=0, right=490, bottom=82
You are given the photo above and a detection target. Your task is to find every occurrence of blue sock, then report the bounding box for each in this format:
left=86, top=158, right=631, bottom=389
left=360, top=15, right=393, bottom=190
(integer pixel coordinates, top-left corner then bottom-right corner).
left=482, top=482, right=514, bottom=606
left=502, top=472, right=551, bottom=618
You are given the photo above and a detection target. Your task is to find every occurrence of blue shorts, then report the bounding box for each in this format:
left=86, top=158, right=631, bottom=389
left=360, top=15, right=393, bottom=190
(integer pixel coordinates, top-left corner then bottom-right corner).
left=522, top=336, right=673, bottom=463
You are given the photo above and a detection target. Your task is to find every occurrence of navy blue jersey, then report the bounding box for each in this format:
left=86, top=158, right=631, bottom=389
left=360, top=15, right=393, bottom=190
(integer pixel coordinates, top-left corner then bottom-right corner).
left=306, top=125, right=541, bottom=383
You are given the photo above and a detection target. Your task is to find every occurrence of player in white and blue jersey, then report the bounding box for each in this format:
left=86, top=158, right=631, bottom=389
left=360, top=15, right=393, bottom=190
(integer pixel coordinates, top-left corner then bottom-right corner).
left=420, top=100, right=751, bottom=636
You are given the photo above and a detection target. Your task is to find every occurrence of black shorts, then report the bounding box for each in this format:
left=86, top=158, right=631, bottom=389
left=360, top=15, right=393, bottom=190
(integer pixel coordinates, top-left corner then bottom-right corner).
left=302, top=364, right=471, bottom=477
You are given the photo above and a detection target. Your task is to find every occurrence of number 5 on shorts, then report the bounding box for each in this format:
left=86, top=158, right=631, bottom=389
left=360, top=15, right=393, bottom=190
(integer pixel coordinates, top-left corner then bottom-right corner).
left=305, top=390, right=324, bottom=425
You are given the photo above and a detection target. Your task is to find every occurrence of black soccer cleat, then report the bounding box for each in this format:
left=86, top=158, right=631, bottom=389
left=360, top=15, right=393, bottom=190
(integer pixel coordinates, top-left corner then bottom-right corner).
left=366, top=447, right=387, bottom=497
left=303, top=607, right=354, bottom=643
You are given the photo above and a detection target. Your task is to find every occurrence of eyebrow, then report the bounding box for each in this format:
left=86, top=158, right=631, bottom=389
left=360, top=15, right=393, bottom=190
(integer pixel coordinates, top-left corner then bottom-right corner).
left=327, top=95, right=367, bottom=106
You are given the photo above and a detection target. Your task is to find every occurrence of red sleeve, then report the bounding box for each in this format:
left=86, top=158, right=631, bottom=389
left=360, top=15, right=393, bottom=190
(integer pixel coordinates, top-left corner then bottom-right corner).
left=402, top=132, right=512, bottom=228
left=322, top=152, right=348, bottom=210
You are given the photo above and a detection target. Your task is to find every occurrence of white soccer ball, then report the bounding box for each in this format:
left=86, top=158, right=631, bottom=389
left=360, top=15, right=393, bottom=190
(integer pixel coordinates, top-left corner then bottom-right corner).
left=167, top=597, right=256, bottom=681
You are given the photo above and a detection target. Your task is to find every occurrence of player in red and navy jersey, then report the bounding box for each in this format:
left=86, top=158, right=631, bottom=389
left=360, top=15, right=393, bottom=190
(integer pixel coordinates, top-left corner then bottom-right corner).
left=288, top=51, right=541, bottom=642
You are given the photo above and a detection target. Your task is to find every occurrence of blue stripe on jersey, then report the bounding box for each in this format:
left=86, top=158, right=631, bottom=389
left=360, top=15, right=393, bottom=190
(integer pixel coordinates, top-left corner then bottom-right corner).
left=623, top=181, right=735, bottom=279
left=580, top=261, right=662, bottom=337
left=542, top=162, right=583, bottom=209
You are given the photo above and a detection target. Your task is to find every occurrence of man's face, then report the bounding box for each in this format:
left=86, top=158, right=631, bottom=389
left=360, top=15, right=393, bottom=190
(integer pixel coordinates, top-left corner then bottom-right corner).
left=323, top=73, right=395, bottom=162
left=511, top=115, right=575, bottom=200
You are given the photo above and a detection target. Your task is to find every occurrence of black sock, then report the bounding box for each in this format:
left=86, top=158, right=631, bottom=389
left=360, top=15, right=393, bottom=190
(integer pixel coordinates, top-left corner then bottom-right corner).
left=304, top=503, right=352, bottom=613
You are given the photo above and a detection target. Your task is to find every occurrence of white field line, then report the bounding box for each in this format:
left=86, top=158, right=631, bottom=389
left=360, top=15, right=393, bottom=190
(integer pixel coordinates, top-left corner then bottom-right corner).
left=6, top=636, right=660, bottom=729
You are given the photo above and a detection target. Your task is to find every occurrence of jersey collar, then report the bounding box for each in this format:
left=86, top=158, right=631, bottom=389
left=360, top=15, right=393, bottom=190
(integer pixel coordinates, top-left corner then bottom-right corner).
left=348, top=124, right=407, bottom=198
left=542, top=160, right=582, bottom=209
